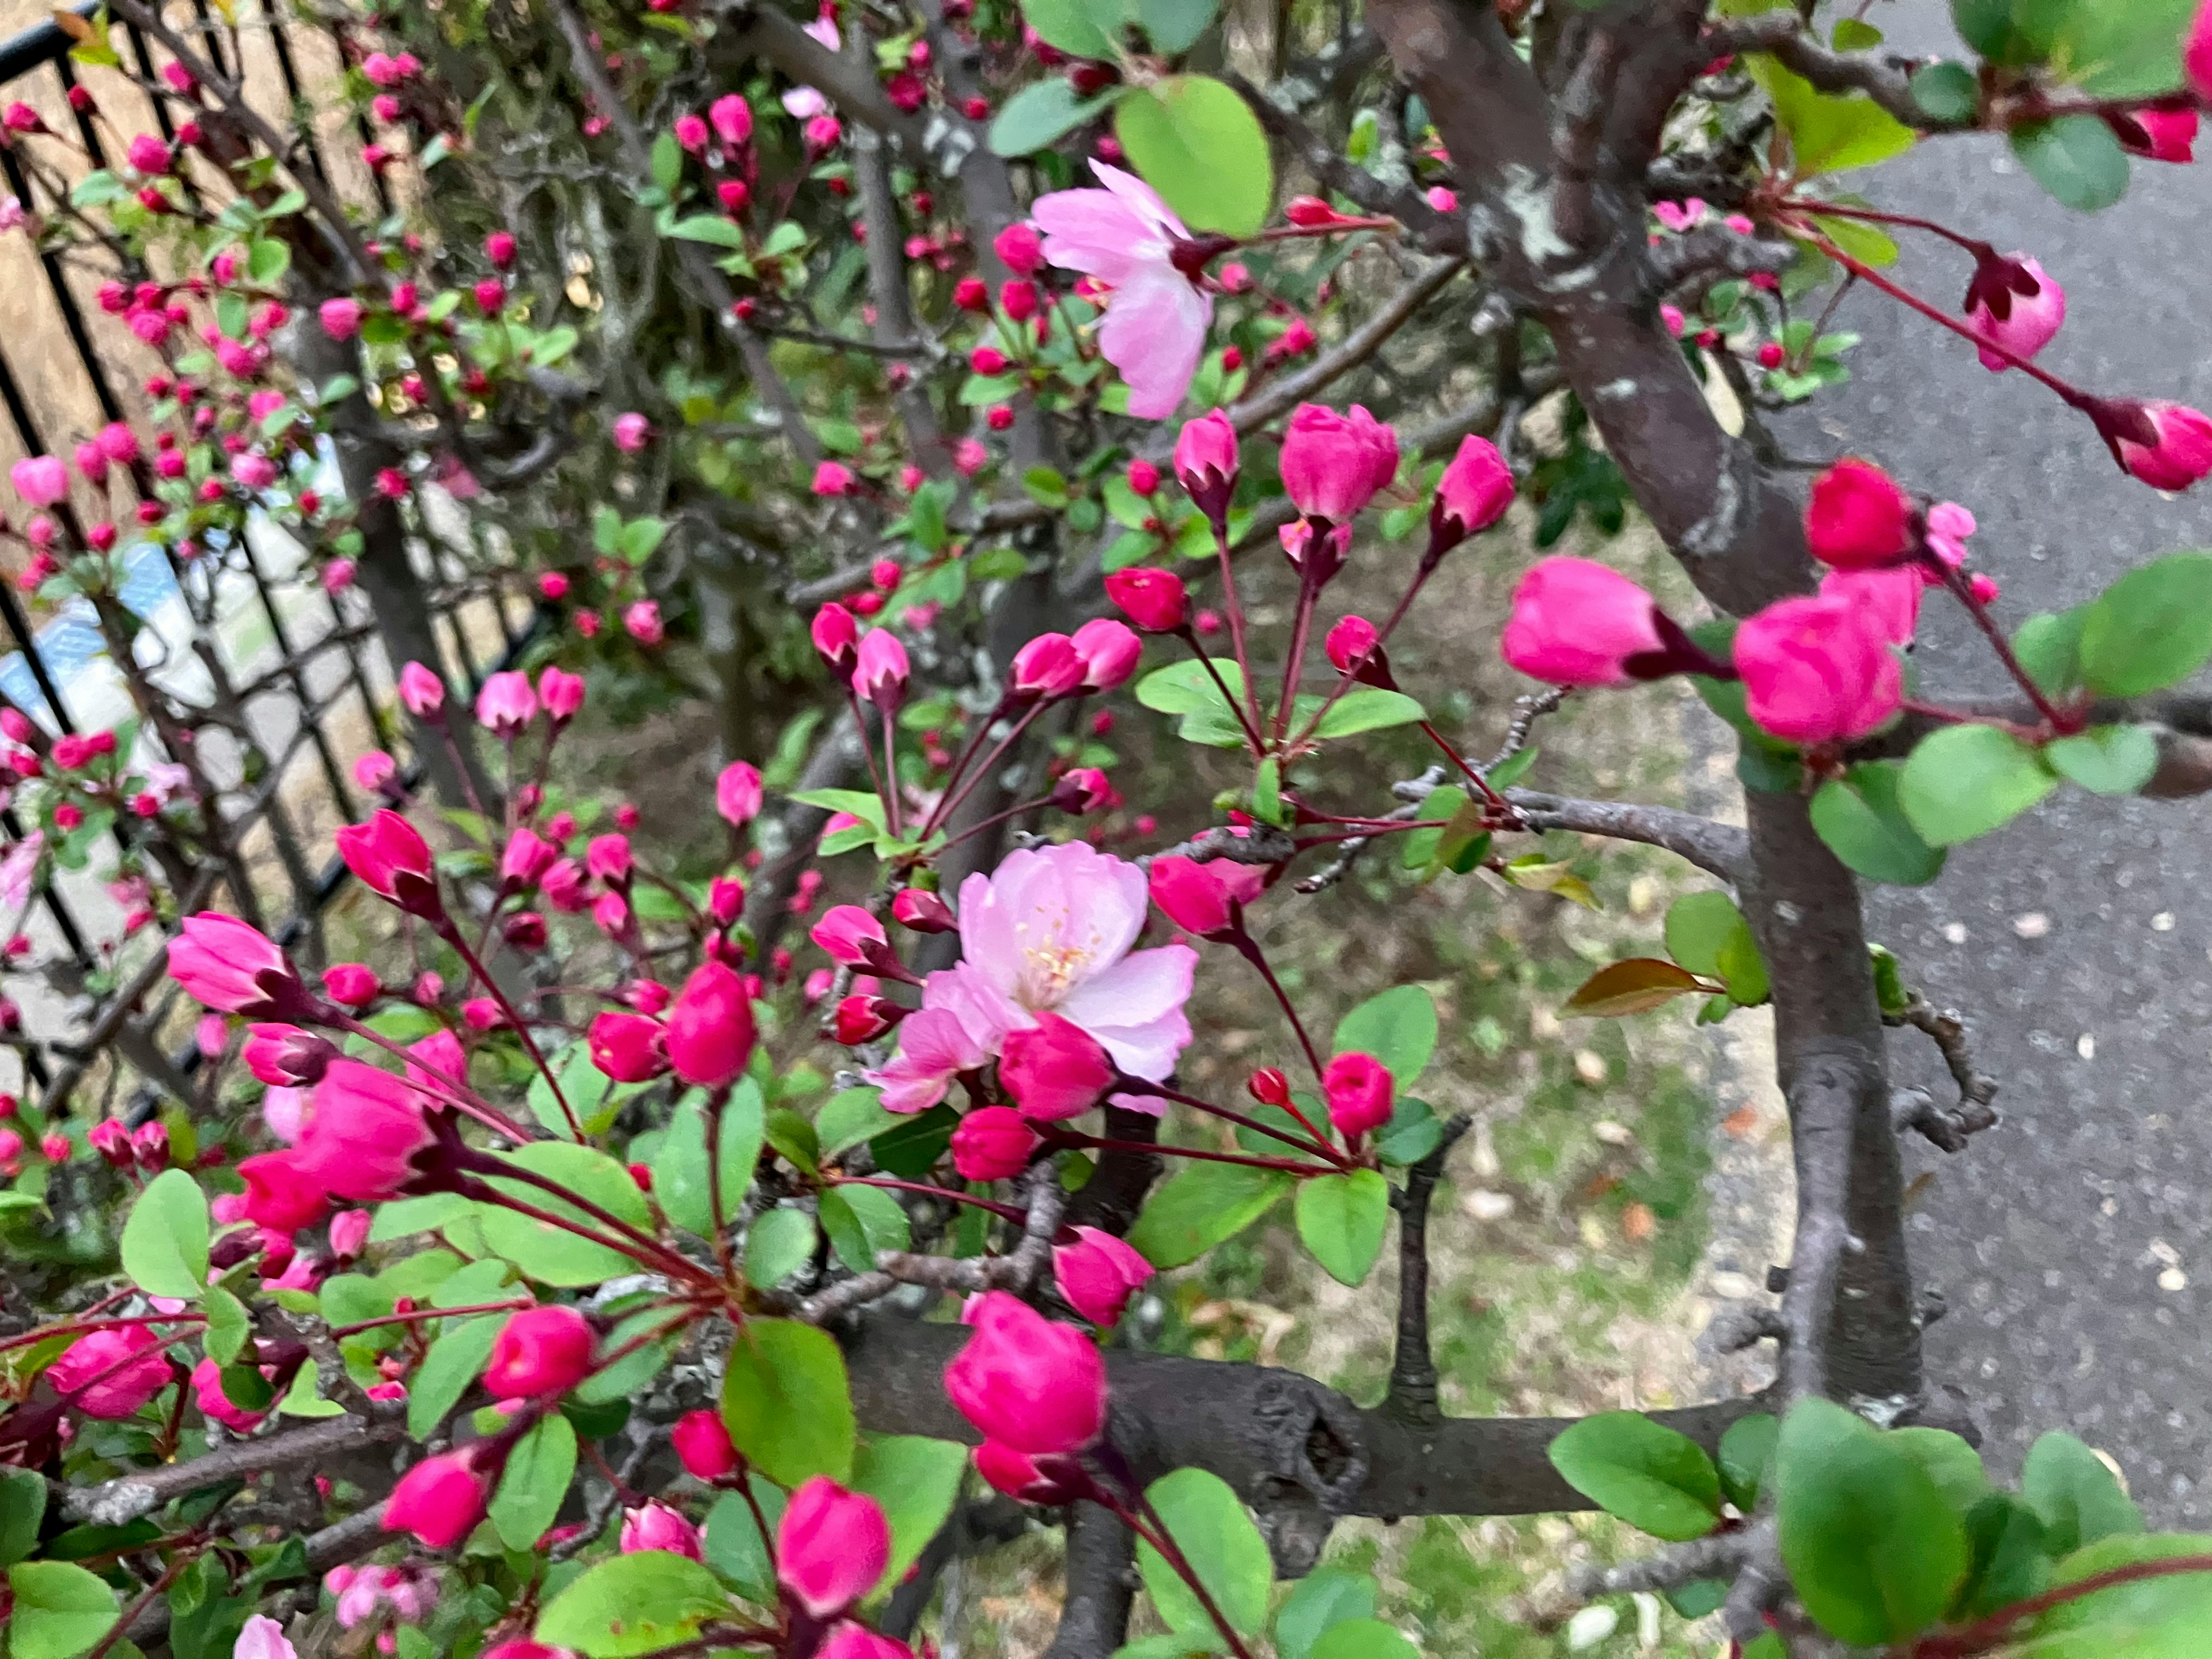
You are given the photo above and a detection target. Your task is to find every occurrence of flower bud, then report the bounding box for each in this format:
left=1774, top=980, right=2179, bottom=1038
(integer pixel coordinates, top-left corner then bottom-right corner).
left=382, top=1449, right=490, bottom=1550
left=777, top=1478, right=892, bottom=1617
left=891, top=887, right=956, bottom=933
left=853, top=630, right=910, bottom=710
left=672, top=1408, right=741, bottom=1479
left=665, top=959, right=757, bottom=1088
left=1732, top=594, right=1902, bottom=746
left=951, top=1106, right=1039, bottom=1180
left=243, top=1024, right=336, bottom=1087
left=832, top=995, right=904, bottom=1045
left=1051, top=767, right=1112, bottom=815
left=588, top=1010, right=669, bottom=1082
left=813, top=905, right=889, bottom=967
left=1805, top=458, right=1914, bottom=569
left=1146, top=855, right=1263, bottom=941
left=1428, top=434, right=1514, bottom=561
left=1009, top=632, right=1086, bottom=700
left=620, top=1501, right=704, bottom=1560
left=1054, top=1226, right=1154, bottom=1327
left=1279, top=403, right=1399, bottom=524
left=999, top=1012, right=1115, bottom=1120
left=1247, top=1066, right=1290, bottom=1107
left=1323, top=1050, right=1393, bottom=1135
left=1104, top=567, right=1188, bottom=634
left=1070, top=618, right=1141, bottom=691
left=1172, top=410, right=1238, bottom=525
left=483, top=1305, right=596, bottom=1398
left=1499, top=557, right=1667, bottom=688
left=945, top=1291, right=1105, bottom=1454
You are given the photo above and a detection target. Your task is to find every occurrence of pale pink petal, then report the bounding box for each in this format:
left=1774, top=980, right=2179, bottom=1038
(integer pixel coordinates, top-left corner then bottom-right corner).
left=782, top=86, right=828, bottom=119
left=925, top=961, right=1024, bottom=1054
left=1100, top=268, right=1210, bottom=421
left=1061, top=944, right=1197, bottom=1080
left=1089, top=160, right=1190, bottom=242
left=802, top=13, right=840, bottom=50
left=863, top=1008, right=986, bottom=1113
left=1031, top=190, right=1150, bottom=285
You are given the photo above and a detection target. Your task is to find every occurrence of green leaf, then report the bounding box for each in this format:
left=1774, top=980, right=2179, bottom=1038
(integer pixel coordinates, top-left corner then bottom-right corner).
left=703, top=1480, right=786, bottom=1603
left=1831, top=17, right=1882, bottom=49
left=869, top=1104, right=960, bottom=1177
left=818, top=1184, right=910, bottom=1273
left=1306, top=1620, right=1419, bottom=1659
left=1135, top=1469, right=1272, bottom=1637
left=653, top=1084, right=765, bottom=1241
left=990, top=79, right=1126, bottom=155
left=2023, top=1431, right=2145, bottom=1556
left=1020, top=0, right=1121, bottom=58
left=1910, top=61, right=1980, bottom=122
left=744, top=1207, right=818, bottom=1289
left=1809, top=213, right=1901, bottom=267
left=2021, top=1532, right=2212, bottom=1654
left=1747, top=56, right=1918, bottom=175
left=1546, top=1411, right=1722, bottom=1541
left=9, top=1559, right=119, bottom=1659
left=1293, top=1169, right=1390, bottom=1286
left=1114, top=76, right=1272, bottom=237
left=530, top=1040, right=632, bottom=1138
left=1662, top=891, right=1770, bottom=1003
left=2012, top=114, right=2130, bottom=211
left=1312, top=688, right=1425, bottom=738
left=650, top=130, right=682, bottom=194
left=1959, top=1491, right=2054, bottom=1619
left=1718, top=1413, right=1777, bottom=1513
left=480, top=1143, right=654, bottom=1286
left=537, top=1550, right=732, bottom=1656
left=1900, top=724, right=2057, bottom=846
left=202, top=1283, right=248, bottom=1366
left=721, top=1319, right=855, bottom=1486
left=247, top=238, right=290, bottom=283
left=852, top=1436, right=968, bottom=1596
left=491, top=1411, right=578, bottom=1550
left=2046, top=725, right=2160, bottom=796
left=1127, top=1160, right=1292, bottom=1268
left=2014, top=607, right=2088, bottom=695
left=1810, top=763, right=1946, bottom=885
left=120, top=1166, right=209, bottom=1300
left=1331, top=984, right=1438, bottom=1085
left=2046, top=0, right=2201, bottom=99
left=408, top=1316, right=499, bottom=1438
left=1274, top=1568, right=1377, bottom=1659
left=668, top=214, right=749, bottom=249
left=1374, top=1097, right=1445, bottom=1168
left=1889, top=1427, right=1989, bottom=1516
left=819, top=1089, right=896, bottom=1159
left=1775, top=1397, right=1968, bottom=1645
left=2077, top=552, right=2212, bottom=695
left=1132, top=0, right=1219, bottom=53
left=1136, top=657, right=1242, bottom=714
left=0, top=1465, right=48, bottom=1567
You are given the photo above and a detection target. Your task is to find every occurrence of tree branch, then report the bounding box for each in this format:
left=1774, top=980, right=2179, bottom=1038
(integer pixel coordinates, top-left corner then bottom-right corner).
left=1043, top=1502, right=1138, bottom=1659
left=1382, top=1115, right=1472, bottom=1427
left=1887, top=991, right=2000, bottom=1152
left=1703, top=13, right=1937, bottom=130
left=63, top=1414, right=404, bottom=1524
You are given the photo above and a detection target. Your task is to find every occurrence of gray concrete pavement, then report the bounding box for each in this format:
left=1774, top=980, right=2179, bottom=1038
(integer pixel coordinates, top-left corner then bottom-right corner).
left=1768, top=3, right=2212, bottom=1518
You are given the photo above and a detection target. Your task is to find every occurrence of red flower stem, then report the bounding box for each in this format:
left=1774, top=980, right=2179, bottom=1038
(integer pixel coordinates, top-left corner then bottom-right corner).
left=935, top=793, right=1058, bottom=853
left=328, top=1298, right=535, bottom=1338
left=925, top=700, right=1047, bottom=836
left=1288, top=558, right=1440, bottom=747
left=439, top=921, right=579, bottom=1138
left=1274, top=555, right=1324, bottom=743
left=476, top=1164, right=710, bottom=1285
left=0, top=1311, right=207, bottom=1352
left=920, top=696, right=1009, bottom=836
left=846, top=688, right=893, bottom=831
left=1899, top=696, right=2044, bottom=740
left=1419, top=720, right=1516, bottom=814
left=880, top=704, right=903, bottom=839
left=1063, top=1134, right=1338, bottom=1177
left=1927, top=557, right=2079, bottom=733
left=706, top=1085, right=736, bottom=1283
left=1209, top=519, right=1269, bottom=738
left=1249, top=218, right=1399, bottom=242
left=1230, top=931, right=1329, bottom=1085
left=1133, top=1487, right=1259, bottom=1659
left=331, top=1013, right=534, bottom=1143
left=1173, top=626, right=1267, bottom=753
left=1911, top=1555, right=2212, bottom=1658
left=828, top=1173, right=1028, bottom=1222
left=1128, top=1078, right=1343, bottom=1162
left=1781, top=196, right=1992, bottom=257
left=1790, top=224, right=2096, bottom=411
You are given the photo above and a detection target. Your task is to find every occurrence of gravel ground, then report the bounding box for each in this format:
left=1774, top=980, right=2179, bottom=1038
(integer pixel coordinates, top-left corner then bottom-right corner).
left=1767, top=0, right=2212, bottom=1520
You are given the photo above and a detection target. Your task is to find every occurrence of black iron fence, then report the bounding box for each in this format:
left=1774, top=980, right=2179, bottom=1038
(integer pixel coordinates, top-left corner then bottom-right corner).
left=0, top=2, right=527, bottom=1119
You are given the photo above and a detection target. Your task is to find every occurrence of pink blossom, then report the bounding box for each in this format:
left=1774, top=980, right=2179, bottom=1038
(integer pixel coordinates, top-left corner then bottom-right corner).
left=778, top=1478, right=889, bottom=1617
left=399, top=661, right=445, bottom=717
left=611, top=412, right=651, bottom=452
left=1279, top=403, right=1400, bottom=523
left=232, top=453, right=278, bottom=491
left=319, top=297, right=364, bottom=340
left=1965, top=253, right=2065, bottom=373
left=1323, top=1050, right=1393, bottom=1135
left=11, top=455, right=66, bottom=509
left=945, top=1291, right=1105, bottom=1455
left=926, top=843, right=1195, bottom=1090
left=621, top=1501, right=704, bottom=1559
left=812, top=460, right=857, bottom=497
left=1032, top=163, right=1211, bottom=419
left=192, top=1355, right=271, bottom=1431
left=1806, top=458, right=1915, bottom=569
left=1923, top=501, right=1976, bottom=568
left=382, top=1449, right=490, bottom=1549
left=952, top=1106, right=1039, bottom=1179
left=710, top=93, right=752, bottom=146
left=1053, top=1225, right=1153, bottom=1325
left=1000, top=1011, right=1116, bottom=1119
left=2114, top=400, right=2212, bottom=491
left=539, top=665, right=585, bottom=723
left=126, top=133, right=171, bottom=175
left=1819, top=566, right=1922, bottom=647
left=717, top=760, right=763, bottom=825
left=1652, top=197, right=1706, bottom=232
left=854, top=630, right=909, bottom=708
left=484, top=1306, right=596, bottom=1398
left=865, top=1006, right=988, bottom=1113
left=1733, top=594, right=1902, bottom=745
left=50, top=1325, right=171, bottom=1416
left=475, top=670, right=538, bottom=735
left=234, top=1615, right=297, bottom=1659
left=1499, top=557, right=1665, bottom=688
left=624, top=599, right=665, bottom=645
left=1070, top=618, right=1142, bottom=691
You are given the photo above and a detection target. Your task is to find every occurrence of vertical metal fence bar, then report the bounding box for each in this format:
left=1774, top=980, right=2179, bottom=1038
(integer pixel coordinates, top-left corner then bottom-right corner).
left=189, top=0, right=230, bottom=84
left=5, top=85, right=127, bottom=428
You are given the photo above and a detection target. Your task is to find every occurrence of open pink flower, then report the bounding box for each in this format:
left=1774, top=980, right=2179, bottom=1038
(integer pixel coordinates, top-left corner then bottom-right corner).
left=864, top=1005, right=987, bottom=1113
left=50, top=1325, right=172, bottom=1417
left=288, top=1059, right=435, bottom=1203
left=936, top=842, right=1195, bottom=1088
left=1032, top=162, right=1211, bottom=419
